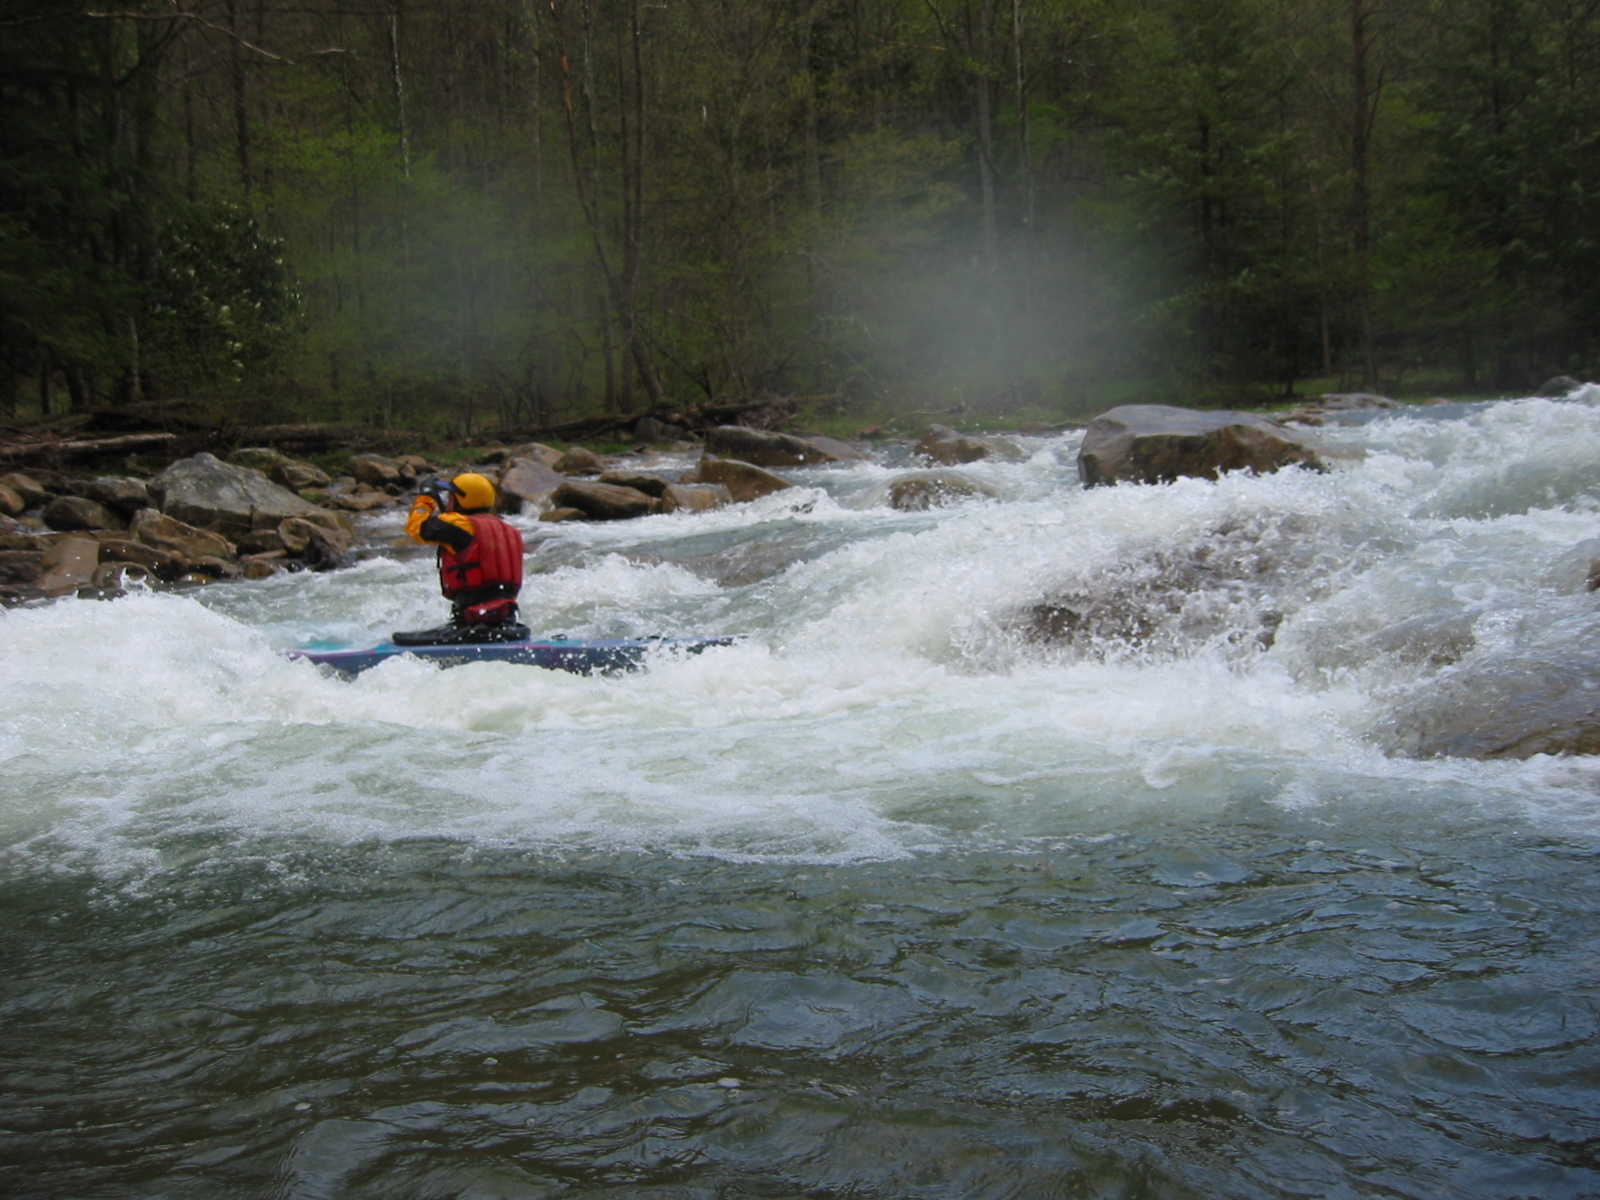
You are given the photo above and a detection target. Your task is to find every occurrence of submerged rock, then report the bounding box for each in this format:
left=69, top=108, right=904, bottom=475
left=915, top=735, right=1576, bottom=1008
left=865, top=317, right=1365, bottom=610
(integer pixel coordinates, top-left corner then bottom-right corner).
left=887, top=470, right=998, bottom=511
left=1377, top=654, right=1600, bottom=759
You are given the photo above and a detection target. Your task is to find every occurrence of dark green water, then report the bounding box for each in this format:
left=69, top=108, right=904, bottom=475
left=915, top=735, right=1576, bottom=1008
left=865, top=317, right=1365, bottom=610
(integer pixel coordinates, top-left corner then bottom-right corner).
left=5, top=810, right=1597, bottom=1199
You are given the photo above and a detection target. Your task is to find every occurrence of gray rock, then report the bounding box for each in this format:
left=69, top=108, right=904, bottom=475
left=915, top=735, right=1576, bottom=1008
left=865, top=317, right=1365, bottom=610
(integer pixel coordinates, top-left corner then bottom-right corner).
left=151, top=452, right=343, bottom=537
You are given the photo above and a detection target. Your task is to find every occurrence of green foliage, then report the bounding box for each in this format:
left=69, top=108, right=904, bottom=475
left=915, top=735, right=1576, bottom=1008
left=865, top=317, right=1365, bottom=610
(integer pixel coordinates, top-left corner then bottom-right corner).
left=3, top=0, right=1597, bottom=427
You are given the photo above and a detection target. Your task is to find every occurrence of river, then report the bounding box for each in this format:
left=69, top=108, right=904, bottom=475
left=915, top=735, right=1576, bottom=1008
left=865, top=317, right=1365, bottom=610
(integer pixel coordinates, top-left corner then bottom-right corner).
left=3, top=392, right=1599, bottom=1198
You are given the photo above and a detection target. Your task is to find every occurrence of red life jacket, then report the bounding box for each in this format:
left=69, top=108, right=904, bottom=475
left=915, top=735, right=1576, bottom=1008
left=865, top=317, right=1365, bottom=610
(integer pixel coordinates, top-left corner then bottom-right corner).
left=437, top=513, right=524, bottom=600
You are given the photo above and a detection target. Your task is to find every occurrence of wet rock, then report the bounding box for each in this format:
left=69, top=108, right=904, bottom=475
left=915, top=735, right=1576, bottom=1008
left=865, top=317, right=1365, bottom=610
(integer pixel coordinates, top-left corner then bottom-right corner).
left=598, top=470, right=672, bottom=497
left=1078, top=405, right=1326, bottom=487
left=663, top=483, right=731, bottom=513
left=914, top=425, right=994, bottom=466
left=1378, top=651, right=1600, bottom=759
left=1589, top=559, right=1599, bottom=592
left=92, top=561, right=154, bottom=590
left=1009, top=520, right=1308, bottom=658
left=1535, top=375, right=1582, bottom=397
left=277, top=516, right=354, bottom=569
left=538, top=506, right=585, bottom=523
left=95, top=536, right=182, bottom=576
left=683, top=456, right=793, bottom=502
left=151, top=452, right=344, bottom=538
left=887, top=470, right=998, bottom=511
left=704, top=425, right=856, bottom=467
left=551, top=480, right=666, bottom=520
left=37, top=534, right=101, bottom=593
left=0, top=482, right=22, bottom=516
left=43, top=495, right=123, bottom=532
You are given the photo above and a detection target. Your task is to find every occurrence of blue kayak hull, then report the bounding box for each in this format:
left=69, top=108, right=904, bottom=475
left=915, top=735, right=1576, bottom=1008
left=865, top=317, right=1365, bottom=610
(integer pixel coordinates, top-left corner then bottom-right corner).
left=288, top=635, right=736, bottom=678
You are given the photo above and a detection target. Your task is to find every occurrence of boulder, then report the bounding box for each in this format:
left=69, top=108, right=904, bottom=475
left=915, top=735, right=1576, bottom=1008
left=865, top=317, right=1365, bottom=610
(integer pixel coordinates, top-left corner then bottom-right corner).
left=232, top=447, right=335, bottom=490
left=95, top=537, right=182, bottom=576
left=151, top=452, right=344, bottom=537
left=323, top=485, right=394, bottom=512
left=1377, top=651, right=1600, bottom=759
left=0, top=482, right=27, bottom=516
left=1078, top=405, right=1326, bottom=487
left=505, top=442, right=565, bottom=469
left=0, top=472, right=49, bottom=508
left=81, top=475, right=152, bottom=516
left=1535, top=375, right=1583, bottom=397
left=598, top=470, right=672, bottom=497
left=43, top=495, right=123, bottom=532
left=683, top=456, right=794, bottom=502
left=887, top=470, right=999, bottom=511
left=555, top=446, right=607, bottom=475
left=129, top=508, right=236, bottom=562
left=914, top=425, right=995, bottom=466
left=499, top=457, right=566, bottom=513
left=0, top=549, right=44, bottom=585
left=550, top=480, right=666, bottom=521
left=1589, top=559, right=1600, bottom=592
left=277, top=516, right=353, bottom=569
left=37, top=534, right=102, bottom=593
left=703, top=425, right=856, bottom=467
left=347, top=453, right=409, bottom=487
left=662, top=483, right=732, bottom=513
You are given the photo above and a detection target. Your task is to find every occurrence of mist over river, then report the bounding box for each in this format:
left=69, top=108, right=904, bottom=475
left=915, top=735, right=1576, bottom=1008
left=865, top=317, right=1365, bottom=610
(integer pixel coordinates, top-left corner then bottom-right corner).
left=4, top=392, right=1600, bottom=1198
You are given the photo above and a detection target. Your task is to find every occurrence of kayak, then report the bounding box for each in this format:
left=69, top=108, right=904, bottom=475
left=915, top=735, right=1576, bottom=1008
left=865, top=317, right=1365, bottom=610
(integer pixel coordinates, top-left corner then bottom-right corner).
left=288, top=634, right=738, bottom=678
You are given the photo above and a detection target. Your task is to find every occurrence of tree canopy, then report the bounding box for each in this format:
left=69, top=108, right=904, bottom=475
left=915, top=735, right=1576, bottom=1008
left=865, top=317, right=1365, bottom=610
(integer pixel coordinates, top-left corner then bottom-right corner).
left=3, top=0, right=1597, bottom=431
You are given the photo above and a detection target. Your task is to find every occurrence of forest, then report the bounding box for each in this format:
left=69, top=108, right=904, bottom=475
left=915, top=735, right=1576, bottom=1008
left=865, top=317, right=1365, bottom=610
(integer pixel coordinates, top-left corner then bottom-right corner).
left=3, top=0, right=1599, bottom=437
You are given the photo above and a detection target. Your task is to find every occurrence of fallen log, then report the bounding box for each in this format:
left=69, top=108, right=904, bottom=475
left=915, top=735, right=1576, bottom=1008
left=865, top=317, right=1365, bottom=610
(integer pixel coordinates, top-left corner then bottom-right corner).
left=0, top=432, right=178, bottom=462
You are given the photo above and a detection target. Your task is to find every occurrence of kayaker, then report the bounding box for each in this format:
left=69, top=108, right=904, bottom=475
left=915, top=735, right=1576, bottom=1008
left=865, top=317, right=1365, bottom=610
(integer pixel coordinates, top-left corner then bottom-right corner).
left=393, top=471, right=529, bottom=645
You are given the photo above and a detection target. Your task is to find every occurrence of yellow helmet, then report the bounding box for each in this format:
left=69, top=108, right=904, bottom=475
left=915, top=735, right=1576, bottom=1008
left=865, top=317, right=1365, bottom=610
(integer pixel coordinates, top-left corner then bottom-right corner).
left=451, top=472, right=496, bottom=512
